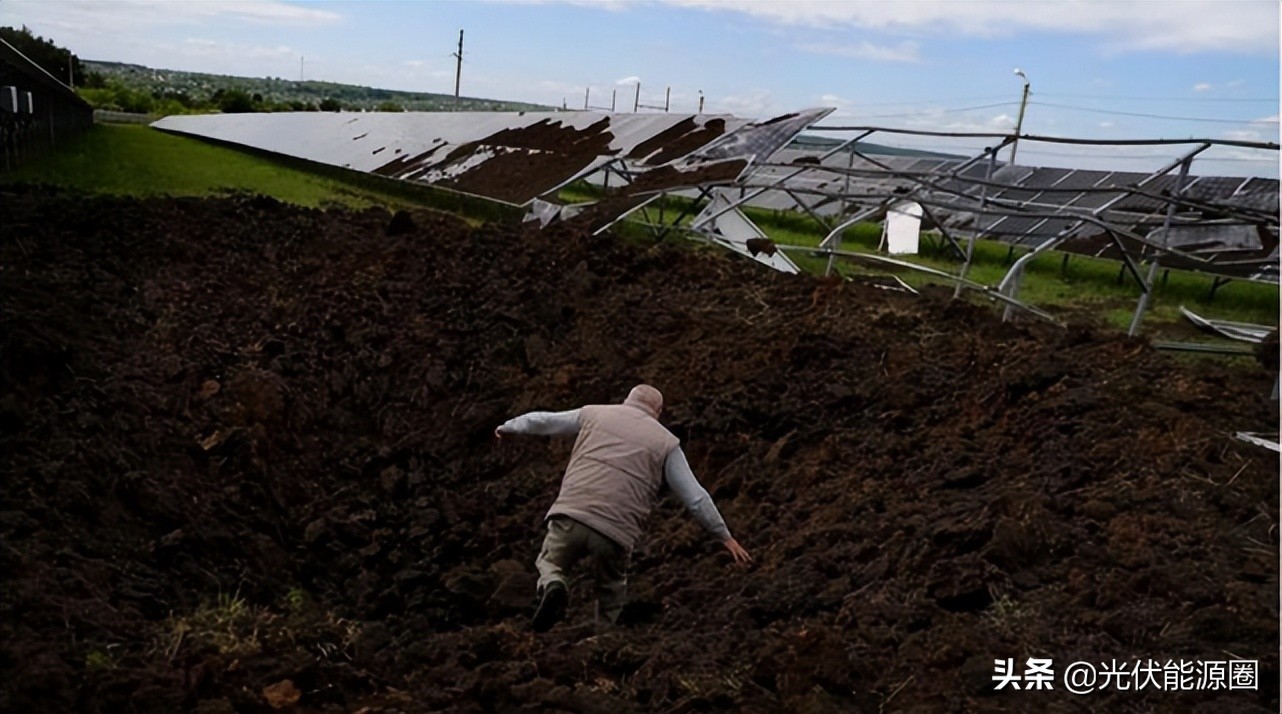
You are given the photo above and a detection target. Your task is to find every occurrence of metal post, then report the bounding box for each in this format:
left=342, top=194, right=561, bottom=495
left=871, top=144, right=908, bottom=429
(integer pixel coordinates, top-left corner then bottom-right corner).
left=840, top=146, right=854, bottom=219
left=611, top=89, right=616, bottom=112
left=1010, top=68, right=1030, bottom=165
left=664, top=87, right=670, bottom=112
left=634, top=82, right=641, bottom=112
left=955, top=148, right=1000, bottom=298
left=584, top=87, right=590, bottom=110
left=698, top=90, right=704, bottom=114
left=453, top=30, right=464, bottom=107
left=68, top=55, right=74, bottom=87
left=1128, top=157, right=1193, bottom=336
left=997, top=144, right=1210, bottom=321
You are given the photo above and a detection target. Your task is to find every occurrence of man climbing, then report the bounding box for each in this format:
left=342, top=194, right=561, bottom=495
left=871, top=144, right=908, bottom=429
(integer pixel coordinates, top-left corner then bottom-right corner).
left=495, top=384, right=752, bottom=632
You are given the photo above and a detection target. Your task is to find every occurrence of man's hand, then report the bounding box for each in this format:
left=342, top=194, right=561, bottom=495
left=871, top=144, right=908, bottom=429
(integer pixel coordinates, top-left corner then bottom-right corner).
left=723, top=538, right=753, bottom=565
left=493, top=426, right=505, bottom=441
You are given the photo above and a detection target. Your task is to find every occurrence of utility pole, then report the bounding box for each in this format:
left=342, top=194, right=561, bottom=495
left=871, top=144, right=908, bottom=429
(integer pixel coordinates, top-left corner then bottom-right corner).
left=633, top=81, right=640, bottom=112
left=1010, top=68, right=1031, bottom=165
left=300, top=56, right=304, bottom=82
left=697, top=90, right=704, bottom=114
left=68, top=55, right=74, bottom=87
left=452, top=30, right=464, bottom=108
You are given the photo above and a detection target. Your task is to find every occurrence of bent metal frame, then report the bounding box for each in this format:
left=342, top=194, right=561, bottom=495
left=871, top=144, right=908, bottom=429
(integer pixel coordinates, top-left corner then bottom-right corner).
left=639, top=125, right=1277, bottom=333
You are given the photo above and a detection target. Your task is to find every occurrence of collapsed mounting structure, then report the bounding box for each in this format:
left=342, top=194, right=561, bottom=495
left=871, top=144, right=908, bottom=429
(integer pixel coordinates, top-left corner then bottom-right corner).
left=153, top=108, right=1278, bottom=334
left=590, top=125, right=1278, bottom=332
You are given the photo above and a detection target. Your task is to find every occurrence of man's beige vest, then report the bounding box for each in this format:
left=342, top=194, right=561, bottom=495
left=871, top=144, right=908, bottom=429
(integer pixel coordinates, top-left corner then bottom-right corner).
left=546, top=404, right=680, bottom=550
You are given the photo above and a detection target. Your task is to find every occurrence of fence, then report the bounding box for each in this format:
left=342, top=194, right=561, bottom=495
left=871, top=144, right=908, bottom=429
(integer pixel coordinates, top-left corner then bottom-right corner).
left=94, top=109, right=152, bottom=125
left=0, top=39, right=93, bottom=170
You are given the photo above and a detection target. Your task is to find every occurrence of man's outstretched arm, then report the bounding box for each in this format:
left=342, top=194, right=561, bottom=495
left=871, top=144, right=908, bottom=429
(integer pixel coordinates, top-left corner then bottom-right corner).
left=664, top=447, right=753, bottom=564
left=495, top=409, right=582, bottom=439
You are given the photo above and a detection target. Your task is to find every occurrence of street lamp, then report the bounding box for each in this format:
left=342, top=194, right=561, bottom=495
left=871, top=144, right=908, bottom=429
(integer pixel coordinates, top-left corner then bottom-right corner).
left=1010, top=67, right=1031, bottom=165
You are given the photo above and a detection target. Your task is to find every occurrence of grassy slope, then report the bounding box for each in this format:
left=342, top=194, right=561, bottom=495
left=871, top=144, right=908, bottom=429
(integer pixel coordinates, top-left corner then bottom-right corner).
left=1, top=124, right=413, bottom=209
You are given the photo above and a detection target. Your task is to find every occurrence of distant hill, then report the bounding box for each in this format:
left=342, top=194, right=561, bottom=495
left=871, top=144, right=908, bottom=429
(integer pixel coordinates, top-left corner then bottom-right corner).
left=85, top=60, right=552, bottom=113
left=789, top=133, right=963, bottom=158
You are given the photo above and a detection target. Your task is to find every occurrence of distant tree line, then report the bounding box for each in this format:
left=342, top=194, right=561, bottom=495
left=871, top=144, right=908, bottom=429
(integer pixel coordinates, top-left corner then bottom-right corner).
left=78, top=82, right=363, bottom=115
left=1, top=25, right=99, bottom=87
left=5, top=26, right=543, bottom=117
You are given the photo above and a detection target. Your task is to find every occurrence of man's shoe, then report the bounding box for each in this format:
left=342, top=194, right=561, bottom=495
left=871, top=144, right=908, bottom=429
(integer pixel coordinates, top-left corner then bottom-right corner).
left=532, top=582, right=568, bottom=633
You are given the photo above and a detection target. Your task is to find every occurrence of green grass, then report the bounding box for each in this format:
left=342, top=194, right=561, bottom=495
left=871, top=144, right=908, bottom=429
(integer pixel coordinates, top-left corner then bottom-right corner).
left=562, top=182, right=1278, bottom=337
left=2, top=124, right=417, bottom=209
left=3, top=124, right=526, bottom=226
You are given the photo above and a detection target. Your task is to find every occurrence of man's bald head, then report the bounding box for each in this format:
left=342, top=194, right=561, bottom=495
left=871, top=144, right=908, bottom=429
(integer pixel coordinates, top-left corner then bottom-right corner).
left=623, top=384, right=663, bottom=419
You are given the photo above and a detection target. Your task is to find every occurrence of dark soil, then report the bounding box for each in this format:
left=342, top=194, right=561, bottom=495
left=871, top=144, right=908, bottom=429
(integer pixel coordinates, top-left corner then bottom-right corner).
left=435, top=119, right=617, bottom=205
left=1, top=185, right=1277, bottom=713
left=626, top=118, right=729, bottom=166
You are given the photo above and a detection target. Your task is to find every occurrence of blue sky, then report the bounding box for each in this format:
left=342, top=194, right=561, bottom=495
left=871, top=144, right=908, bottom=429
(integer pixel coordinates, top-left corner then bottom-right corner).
left=5, top=0, right=1279, bottom=176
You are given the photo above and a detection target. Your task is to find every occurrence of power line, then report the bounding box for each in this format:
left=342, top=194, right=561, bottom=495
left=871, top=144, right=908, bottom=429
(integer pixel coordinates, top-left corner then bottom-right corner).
left=847, top=101, right=1018, bottom=120
left=830, top=94, right=1013, bottom=108
left=1031, top=101, right=1280, bottom=124
left=1039, top=92, right=1278, bottom=103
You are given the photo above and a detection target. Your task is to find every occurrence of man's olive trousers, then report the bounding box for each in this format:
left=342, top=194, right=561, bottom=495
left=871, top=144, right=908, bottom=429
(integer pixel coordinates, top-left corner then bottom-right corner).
left=535, top=516, right=628, bottom=623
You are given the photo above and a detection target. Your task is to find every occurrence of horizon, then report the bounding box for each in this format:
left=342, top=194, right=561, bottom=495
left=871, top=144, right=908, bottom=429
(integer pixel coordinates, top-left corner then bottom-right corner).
left=5, top=0, right=1278, bottom=178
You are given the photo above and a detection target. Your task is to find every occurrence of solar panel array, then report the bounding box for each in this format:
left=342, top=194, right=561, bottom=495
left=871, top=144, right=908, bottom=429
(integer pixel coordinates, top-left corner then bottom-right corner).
left=738, top=148, right=1279, bottom=282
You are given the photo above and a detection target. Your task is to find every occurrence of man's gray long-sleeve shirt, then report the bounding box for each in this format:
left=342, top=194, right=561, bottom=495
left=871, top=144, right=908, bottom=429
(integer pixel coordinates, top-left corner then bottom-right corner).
left=498, top=409, right=732, bottom=542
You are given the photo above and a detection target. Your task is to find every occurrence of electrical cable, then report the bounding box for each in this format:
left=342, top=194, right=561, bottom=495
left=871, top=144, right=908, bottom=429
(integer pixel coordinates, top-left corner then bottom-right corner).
left=825, top=94, right=1014, bottom=108
left=1038, top=92, right=1278, bottom=103
left=1031, top=101, right=1281, bottom=124
left=844, top=101, right=1018, bottom=120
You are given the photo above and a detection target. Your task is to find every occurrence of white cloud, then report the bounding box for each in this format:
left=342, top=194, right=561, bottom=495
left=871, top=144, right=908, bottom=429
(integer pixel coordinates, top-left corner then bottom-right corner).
left=197, top=0, right=341, bottom=25
left=1192, top=82, right=1212, bottom=91
left=1251, top=114, right=1280, bottom=124
left=615, top=75, right=641, bottom=85
left=0, top=0, right=340, bottom=71
left=565, top=0, right=630, bottom=11
left=666, top=0, right=1278, bottom=54
left=820, top=93, right=852, bottom=107
left=989, top=113, right=1015, bottom=129
left=178, top=38, right=297, bottom=61
left=799, top=40, right=921, bottom=63
left=4, top=0, right=341, bottom=33
left=1223, top=129, right=1262, bottom=141
left=712, top=89, right=776, bottom=117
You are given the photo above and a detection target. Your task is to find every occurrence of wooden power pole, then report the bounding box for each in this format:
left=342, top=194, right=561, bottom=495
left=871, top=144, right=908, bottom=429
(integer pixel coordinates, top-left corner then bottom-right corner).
left=452, top=30, right=464, bottom=108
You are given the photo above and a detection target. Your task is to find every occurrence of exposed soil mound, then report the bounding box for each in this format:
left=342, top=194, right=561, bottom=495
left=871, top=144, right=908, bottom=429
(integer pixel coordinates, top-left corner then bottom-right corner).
left=1, top=185, right=1277, bottom=713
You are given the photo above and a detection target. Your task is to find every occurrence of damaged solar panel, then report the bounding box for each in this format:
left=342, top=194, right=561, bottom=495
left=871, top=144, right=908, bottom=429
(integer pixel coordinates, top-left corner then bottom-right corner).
left=152, top=111, right=749, bottom=206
